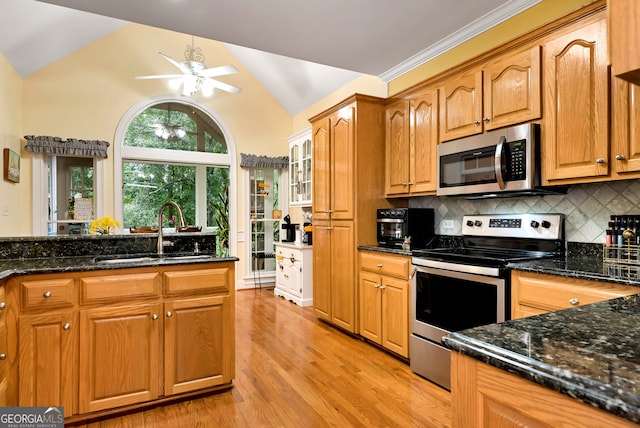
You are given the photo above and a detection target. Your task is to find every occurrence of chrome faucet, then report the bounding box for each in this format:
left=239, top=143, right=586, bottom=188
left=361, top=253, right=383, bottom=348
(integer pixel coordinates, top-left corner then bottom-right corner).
left=157, top=201, right=186, bottom=254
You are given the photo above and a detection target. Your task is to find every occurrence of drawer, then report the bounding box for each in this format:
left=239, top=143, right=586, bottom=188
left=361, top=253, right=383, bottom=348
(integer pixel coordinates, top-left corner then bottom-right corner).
left=164, top=267, right=231, bottom=296
left=360, top=252, right=410, bottom=279
left=20, top=278, right=75, bottom=311
left=515, top=272, right=639, bottom=312
left=80, top=272, right=161, bottom=304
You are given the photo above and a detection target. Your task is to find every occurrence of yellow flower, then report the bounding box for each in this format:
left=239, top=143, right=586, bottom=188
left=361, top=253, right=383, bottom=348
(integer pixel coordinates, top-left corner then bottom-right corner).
left=90, top=216, right=122, bottom=235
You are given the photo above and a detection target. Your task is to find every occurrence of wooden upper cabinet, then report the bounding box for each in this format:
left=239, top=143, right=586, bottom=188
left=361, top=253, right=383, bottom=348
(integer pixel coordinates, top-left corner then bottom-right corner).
left=439, top=68, right=483, bottom=141
left=329, top=107, right=355, bottom=221
left=608, top=0, right=640, bottom=85
left=483, top=46, right=541, bottom=131
left=611, top=78, right=640, bottom=175
left=385, top=88, right=438, bottom=197
left=385, top=99, right=411, bottom=195
left=542, top=17, right=608, bottom=182
left=311, top=117, right=330, bottom=221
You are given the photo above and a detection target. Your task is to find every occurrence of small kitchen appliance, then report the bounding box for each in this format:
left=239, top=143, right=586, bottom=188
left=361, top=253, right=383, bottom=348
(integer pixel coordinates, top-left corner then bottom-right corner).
left=377, top=208, right=435, bottom=250
left=281, top=215, right=298, bottom=242
left=409, top=213, right=565, bottom=390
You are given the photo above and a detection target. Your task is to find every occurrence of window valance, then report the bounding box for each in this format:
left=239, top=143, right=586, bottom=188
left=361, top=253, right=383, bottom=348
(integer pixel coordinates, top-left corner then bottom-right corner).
left=24, top=135, right=110, bottom=158
left=240, top=153, right=288, bottom=169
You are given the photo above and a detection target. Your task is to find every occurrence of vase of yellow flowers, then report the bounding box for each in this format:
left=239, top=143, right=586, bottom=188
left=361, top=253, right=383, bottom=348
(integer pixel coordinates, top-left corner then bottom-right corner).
left=89, top=216, right=121, bottom=235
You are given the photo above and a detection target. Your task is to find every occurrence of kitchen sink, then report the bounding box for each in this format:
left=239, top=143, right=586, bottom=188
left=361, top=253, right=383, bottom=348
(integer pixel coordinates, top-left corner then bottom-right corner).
left=94, top=254, right=216, bottom=264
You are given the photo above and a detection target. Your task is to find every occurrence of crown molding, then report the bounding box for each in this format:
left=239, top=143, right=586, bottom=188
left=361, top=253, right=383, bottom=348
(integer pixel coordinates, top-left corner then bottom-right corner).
left=378, top=0, right=542, bottom=82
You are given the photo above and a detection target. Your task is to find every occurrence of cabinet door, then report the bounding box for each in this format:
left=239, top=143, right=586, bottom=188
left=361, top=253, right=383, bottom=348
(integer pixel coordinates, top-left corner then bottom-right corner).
left=312, top=118, right=331, bottom=221
left=330, top=107, right=355, bottom=220
left=542, top=17, right=608, bottom=182
left=385, top=99, right=411, bottom=196
left=165, top=296, right=234, bottom=395
left=612, top=78, right=640, bottom=175
left=410, top=88, right=439, bottom=194
left=19, top=311, right=77, bottom=414
left=359, top=271, right=382, bottom=344
left=286, top=259, right=302, bottom=297
left=439, top=68, right=483, bottom=142
left=289, top=141, right=300, bottom=204
left=330, top=221, right=356, bottom=332
left=608, top=0, right=640, bottom=85
left=483, top=46, right=541, bottom=130
left=381, top=277, right=409, bottom=358
left=79, top=303, right=162, bottom=413
left=312, top=221, right=332, bottom=321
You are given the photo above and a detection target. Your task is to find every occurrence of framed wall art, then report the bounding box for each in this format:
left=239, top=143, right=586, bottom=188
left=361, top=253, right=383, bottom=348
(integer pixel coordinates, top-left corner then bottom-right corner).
left=3, top=148, right=20, bottom=183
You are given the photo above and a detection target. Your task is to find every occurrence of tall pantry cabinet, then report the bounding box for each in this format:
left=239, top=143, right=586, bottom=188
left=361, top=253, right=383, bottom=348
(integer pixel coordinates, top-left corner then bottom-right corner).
left=310, top=94, right=390, bottom=333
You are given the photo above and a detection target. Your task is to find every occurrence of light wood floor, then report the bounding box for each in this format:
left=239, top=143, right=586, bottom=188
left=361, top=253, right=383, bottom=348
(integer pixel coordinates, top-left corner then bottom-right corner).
left=69, top=289, right=451, bottom=427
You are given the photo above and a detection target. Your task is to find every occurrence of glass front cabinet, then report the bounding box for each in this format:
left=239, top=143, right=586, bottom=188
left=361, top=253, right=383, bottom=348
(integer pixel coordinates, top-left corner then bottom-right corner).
left=288, top=128, right=312, bottom=207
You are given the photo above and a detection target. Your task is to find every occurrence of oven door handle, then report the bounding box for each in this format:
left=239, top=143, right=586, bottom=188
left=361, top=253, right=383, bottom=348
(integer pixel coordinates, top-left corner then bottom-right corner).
left=494, top=136, right=506, bottom=190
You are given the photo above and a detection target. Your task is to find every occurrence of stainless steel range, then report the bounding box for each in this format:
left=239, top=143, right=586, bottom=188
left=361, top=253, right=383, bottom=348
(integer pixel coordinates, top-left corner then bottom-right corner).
left=409, top=213, right=565, bottom=390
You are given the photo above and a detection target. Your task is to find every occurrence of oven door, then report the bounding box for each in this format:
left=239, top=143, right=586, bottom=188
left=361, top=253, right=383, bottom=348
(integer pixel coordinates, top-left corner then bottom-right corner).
left=411, top=262, right=507, bottom=343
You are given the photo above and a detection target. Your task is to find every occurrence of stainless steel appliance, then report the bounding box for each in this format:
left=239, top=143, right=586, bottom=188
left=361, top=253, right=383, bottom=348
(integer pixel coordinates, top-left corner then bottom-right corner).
left=410, top=213, right=565, bottom=390
left=437, top=123, right=562, bottom=198
left=377, top=208, right=435, bottom=249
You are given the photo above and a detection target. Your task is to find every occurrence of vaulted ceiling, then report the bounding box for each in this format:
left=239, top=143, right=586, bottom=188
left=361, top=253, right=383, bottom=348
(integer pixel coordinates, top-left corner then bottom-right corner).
left=0, top=0, right=540, bottom=114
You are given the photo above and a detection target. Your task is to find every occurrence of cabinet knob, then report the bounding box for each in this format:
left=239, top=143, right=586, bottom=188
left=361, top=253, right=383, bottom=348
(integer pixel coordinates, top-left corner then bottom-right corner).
left=379, top=285, right=386, bottom=290
left=474, top=120, right=481, bottom=125
left=615, top=154, right=625, bottom=161
left=376, top=263, right=383, bottom=268
left=407, top=181, right=414, bottom=185
left=63, top=323, right=71, bottom=331
left=569, top=298, right=579, bottom=306
left=482, top=117, right=490, bottom=122
left=152, top=314, right=158, bottom=320
left=43, top=291, right=52, bottom=298
left=166, top=311, right=173, bottom=318
left=374, top=284, right=380, bottom=288
left=595, top=158, right=606, bottom=164
left=0, top=302, right=5, bottom=310
left=0, top=354, right=6, bottom=360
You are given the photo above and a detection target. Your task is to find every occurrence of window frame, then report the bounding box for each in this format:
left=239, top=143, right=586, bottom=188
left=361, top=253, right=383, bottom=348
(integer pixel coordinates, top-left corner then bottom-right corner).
left=113, top=94, right=237, bottom=256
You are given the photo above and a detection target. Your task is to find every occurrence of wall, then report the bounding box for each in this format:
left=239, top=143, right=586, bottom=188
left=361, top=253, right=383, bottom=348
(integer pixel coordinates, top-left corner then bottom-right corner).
left=410, top=180, right=640, bottom=243
left=0, top=52, right=24, bottom=236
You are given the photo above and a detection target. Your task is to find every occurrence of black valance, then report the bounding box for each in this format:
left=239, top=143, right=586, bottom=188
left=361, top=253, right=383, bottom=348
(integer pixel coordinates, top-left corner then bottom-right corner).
left=240, top=153, right=288, bottom=169
left=24, top=135, right=110, bottom=158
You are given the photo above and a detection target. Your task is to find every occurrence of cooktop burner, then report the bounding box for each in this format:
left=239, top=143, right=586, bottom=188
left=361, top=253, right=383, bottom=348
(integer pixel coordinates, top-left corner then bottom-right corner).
left=412, top=213, right=565, bottom=267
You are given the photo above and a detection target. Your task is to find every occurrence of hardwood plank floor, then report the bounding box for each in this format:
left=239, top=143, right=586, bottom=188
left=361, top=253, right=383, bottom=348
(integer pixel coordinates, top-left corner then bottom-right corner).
left=69, top=289, right=451, bottom=427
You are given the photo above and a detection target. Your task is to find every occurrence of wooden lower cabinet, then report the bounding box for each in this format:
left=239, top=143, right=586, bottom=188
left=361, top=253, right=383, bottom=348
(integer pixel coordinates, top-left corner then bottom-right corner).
left=79, top=303, right=162, bottom=413
left=511, top=270, right=639, bottom=319
left=451, top=352, right=637, bottom=427
left=5, top=262, right=235, bottom=420
left=164, top=295, right=234, bottom=395
left=358, top=251, right=411, bottom=357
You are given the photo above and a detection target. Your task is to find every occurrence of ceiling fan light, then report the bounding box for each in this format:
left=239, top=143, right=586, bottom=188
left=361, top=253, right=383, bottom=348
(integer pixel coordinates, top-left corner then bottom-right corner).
left=201, top=79, right=215, bottom=97
left=168, top=78, right=182, bottom=91
left=175, top=128, right=186, bottom=138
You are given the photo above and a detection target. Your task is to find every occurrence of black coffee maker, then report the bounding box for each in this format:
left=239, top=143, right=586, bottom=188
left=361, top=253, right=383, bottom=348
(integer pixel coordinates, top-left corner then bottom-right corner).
left=281, top=215, right=298, bottom=242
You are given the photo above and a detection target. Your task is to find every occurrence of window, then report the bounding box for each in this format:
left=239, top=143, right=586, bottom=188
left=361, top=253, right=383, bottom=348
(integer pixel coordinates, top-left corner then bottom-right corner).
left=115, top=96, right=236, bottom=257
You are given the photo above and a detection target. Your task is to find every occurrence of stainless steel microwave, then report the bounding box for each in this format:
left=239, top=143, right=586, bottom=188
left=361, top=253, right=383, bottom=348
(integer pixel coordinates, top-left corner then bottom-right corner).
left=436, top=123, right=547, bottom=198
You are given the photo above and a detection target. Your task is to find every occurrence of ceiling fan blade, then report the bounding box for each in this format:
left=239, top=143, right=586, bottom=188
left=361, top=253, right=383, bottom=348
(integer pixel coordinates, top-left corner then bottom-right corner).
left=135, top=74, right=184, bottom=80
left=209, top=79, right=242, bottom=94
left=159, top=52, right=188, bottom=73
left=198, top=65, right=239, bottom=78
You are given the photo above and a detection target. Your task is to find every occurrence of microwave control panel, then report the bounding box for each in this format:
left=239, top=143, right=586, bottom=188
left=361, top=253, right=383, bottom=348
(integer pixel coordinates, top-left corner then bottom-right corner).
left=506, top=140, right=526, bottom=181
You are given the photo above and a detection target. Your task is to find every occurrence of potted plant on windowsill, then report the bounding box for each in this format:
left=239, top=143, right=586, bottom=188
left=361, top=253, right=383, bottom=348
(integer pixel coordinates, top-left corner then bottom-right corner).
left=211, top=188, right=229, bottom=257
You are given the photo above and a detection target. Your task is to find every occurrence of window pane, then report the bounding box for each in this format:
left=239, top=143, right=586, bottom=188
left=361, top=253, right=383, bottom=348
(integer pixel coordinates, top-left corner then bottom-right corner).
left=123, top=162, right=196, bottom=229
left=123, top=102, right=227, bottom=154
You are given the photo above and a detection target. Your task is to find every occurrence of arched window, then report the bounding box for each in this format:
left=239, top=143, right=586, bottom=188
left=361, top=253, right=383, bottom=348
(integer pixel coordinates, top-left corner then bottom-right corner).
left=114, top=95, right=236, bottom=256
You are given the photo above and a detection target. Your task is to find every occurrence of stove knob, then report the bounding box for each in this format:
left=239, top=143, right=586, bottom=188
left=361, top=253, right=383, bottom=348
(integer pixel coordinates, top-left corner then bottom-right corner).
left=474, top=220, right=482, bottom=227
left=541, top=220, right=551, bottom=228
left=466, top=220, right=474, bottom=227
left=530, top=220, right=540, bottom=228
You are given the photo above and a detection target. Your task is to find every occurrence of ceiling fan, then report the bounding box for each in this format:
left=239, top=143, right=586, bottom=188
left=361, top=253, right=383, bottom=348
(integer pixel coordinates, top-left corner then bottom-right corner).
left=136, top=37, right=241, bottom=97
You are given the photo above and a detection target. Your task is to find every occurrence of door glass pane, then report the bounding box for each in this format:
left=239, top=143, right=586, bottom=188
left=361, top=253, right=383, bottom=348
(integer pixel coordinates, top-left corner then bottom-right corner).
left=250, top=168, right=280, bottom=273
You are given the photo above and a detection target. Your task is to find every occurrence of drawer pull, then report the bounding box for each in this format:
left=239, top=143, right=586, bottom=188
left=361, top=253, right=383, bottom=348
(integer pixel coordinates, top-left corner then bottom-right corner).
left=376, top=264, right=383, bottom=268
left=0, top=354, right=5, bottom=360
left=569, top=298, right=579, bottom=306
left=43, top=291, right=52, bottom=298
left=63, top=323, right=71, bottom=331
left=152, top=314, right=158, bottom=320
left=166, top=311, right=173, bottom=318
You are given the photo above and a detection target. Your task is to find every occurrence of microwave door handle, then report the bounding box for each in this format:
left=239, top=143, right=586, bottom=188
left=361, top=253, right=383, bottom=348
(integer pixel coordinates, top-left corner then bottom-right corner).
left=494, top=136, right=506, bottom=189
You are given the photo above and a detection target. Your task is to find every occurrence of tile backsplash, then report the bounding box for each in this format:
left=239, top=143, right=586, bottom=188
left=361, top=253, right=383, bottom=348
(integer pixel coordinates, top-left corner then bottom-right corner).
left=409, top=179, right=640, bottom=243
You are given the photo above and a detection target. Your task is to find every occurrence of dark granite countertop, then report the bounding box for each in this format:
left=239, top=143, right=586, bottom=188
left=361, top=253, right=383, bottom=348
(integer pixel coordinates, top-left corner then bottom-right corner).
left=443, top=294, right=640, bottom=424
left=0, top=253, right=238, bottom=281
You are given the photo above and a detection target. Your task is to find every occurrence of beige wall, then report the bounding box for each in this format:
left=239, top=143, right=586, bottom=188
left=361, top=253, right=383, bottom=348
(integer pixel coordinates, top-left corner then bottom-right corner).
left=0, top=52, right=25, bottom=236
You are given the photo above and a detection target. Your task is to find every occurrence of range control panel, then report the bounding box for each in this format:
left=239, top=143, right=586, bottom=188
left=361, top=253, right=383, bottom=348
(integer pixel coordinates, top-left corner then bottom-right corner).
left=461, top=213, right=564, bottom=240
